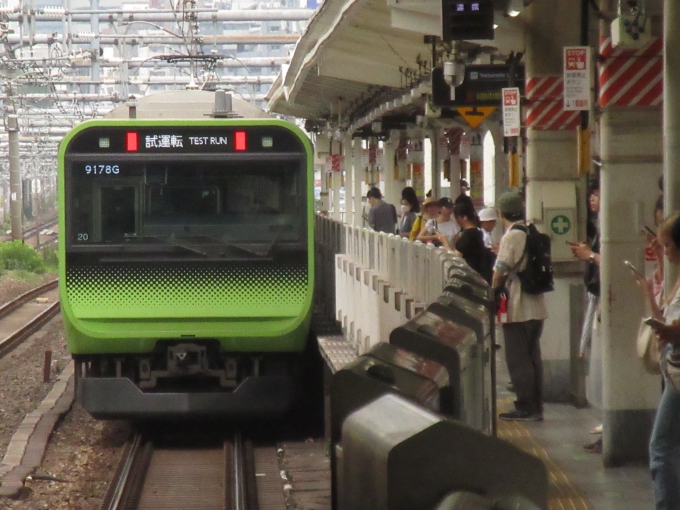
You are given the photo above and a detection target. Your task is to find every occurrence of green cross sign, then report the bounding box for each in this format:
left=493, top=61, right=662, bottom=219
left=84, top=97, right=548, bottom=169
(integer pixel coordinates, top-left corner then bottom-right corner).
left=551, top=215, right=571, bottom=235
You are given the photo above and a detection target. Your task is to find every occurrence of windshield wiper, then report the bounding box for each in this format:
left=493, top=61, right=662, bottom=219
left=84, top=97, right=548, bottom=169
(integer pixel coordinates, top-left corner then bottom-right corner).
left=199, top=235, right=275, bottom=258
left=139, top=236, right=208, bottom=257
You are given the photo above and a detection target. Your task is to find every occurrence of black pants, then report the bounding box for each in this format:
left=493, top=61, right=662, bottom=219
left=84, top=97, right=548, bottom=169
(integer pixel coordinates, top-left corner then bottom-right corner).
left=503, top=320, right=544, bottom=414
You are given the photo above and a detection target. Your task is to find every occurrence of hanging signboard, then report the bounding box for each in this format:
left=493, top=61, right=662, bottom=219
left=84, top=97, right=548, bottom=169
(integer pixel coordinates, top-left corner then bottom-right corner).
left=502, top=87, right=521, bottom=137
left=564, top=46, right=591, bottom=111
left=459, top=133, right=471, bottom=160
left=456, top=106, right=496, bottom=129
left=432, top=64, right=525, bottom=108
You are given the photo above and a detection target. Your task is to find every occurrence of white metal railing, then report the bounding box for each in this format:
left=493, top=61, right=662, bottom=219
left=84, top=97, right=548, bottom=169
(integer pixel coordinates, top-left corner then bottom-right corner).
left=315, top=215, right=468, bottom=354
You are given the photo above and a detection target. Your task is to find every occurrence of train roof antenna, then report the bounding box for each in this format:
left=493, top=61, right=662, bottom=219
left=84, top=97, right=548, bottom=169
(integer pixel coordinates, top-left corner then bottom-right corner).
left=210, top=89, right=240, bottom=118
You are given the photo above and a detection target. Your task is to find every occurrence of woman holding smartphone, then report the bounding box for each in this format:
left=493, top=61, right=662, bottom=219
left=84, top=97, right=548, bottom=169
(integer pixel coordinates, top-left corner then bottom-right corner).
left=570, top=182, right=603, bottom=451
left=637, top=213, right=680, bottom=510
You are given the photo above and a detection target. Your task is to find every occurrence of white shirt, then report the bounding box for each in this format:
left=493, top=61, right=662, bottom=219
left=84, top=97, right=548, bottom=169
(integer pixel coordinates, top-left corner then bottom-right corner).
left=438, top=219, right=460, bottom=238
left=482, top=229, right=492, bottom=248
left=495, top=223, right=548, bottom=323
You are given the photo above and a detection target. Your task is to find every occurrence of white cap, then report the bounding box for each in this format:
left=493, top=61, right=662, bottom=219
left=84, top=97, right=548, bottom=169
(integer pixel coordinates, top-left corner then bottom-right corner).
left=478, top=207, right=497, bottom=222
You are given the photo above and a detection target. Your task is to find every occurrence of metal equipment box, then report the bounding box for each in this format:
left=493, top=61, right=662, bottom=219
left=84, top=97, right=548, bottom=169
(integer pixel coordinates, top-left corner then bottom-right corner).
left=337, top=394, right=548, bottom=510
left=330, top=342, right=449, bottom=445
left=390, top=308, right=485, bottom=431
left=390, top=260, right=496, bottom=434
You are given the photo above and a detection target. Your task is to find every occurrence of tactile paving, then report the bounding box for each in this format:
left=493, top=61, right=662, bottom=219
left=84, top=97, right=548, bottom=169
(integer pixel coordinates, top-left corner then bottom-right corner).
left=497, top=399, right=594, bottom=510
left=317, top=335, right=358, bottom=374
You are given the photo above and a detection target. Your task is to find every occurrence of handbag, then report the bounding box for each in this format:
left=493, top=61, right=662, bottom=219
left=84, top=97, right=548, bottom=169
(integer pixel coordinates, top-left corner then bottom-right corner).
left=637, top=319, right=661, bottom=375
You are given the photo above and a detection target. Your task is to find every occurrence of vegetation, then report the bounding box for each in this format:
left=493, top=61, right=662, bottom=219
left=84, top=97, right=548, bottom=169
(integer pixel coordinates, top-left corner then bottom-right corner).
left=0, top=241, right=46, bottom=274
left=41, top=245, right=58, bottom=271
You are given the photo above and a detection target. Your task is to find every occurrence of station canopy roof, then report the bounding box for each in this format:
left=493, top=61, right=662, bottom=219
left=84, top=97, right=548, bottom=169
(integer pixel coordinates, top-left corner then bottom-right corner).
left=267, top=0, right=525, bottom=135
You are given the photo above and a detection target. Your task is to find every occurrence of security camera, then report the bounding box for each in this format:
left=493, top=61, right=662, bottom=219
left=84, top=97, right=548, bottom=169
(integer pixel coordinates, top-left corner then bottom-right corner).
left=443, top=61, right=465, bottom=88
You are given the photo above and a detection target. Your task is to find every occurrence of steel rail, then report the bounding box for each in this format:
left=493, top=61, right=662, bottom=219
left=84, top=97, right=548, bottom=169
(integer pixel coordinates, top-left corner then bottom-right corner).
left=0, top=302, right=60, bottom=359
left=99, top=433, right=143, bottom=510
left=0, top=278, right=57, bottom=321
left=101, top=432, right=262, bottom=510
left=1, top=217, right=59, bottom=242
left=22, top=216, right=59, bottom=239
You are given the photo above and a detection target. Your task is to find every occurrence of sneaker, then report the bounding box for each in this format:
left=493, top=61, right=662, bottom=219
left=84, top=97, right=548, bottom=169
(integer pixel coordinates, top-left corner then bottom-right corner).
left=584, top=438, right=602, bottom=453
left=590, top=424, right=603, bottom=434
left=499, top=409, right=543, bottom=422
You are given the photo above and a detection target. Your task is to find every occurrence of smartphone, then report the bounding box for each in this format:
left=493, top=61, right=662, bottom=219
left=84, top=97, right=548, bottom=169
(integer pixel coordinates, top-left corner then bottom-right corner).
left=642, top=225, right=656, bottom=237
left=644, top=317, right=668, bottom=329
left=624, top=260, right=643, bottom=278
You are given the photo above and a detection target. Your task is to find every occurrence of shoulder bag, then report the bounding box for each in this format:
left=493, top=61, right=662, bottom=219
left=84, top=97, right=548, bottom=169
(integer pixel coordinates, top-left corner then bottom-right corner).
left=637, top=318, right=661, bottom=375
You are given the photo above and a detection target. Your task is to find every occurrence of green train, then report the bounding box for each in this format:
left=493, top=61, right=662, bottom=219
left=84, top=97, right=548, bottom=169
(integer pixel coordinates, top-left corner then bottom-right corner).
left=58, top=92, right=315, bottom=419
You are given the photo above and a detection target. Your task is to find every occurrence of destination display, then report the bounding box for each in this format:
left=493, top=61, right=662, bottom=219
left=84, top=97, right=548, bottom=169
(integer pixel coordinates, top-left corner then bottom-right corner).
left=441, top=0, right=494, bottom=41
left=65, top=125, right=305, bottom=155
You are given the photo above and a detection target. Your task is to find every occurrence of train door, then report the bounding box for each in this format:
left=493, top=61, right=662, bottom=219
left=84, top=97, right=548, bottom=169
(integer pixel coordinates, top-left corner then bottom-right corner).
left=93, top=183, right=141, bottom=241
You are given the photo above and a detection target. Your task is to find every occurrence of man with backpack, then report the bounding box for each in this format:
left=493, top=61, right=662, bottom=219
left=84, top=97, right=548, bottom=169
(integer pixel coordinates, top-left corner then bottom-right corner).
left=492, top=191, right=550, bottom=422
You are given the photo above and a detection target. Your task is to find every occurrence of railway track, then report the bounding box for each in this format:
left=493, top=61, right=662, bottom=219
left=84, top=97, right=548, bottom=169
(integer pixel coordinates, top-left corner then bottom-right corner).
left=0, top=278, right=60, bottom=359
left=23, top=216, right=58, bottom=239
left=1, top=215, right=58, bottom=243
left=101, top=431, right=286, bottom=510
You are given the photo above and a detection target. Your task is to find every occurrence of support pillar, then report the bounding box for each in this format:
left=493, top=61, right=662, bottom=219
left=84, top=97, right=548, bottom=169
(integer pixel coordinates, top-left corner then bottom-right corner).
left=600, top=108, right=661, bottom=466
left=524, top=0, right=583, bottom=403
left=8, top=116, right=21, bottom=241
left=344, top=133, right=354, bottom=225
left=597, top=0, right=664, bottom=465
left=382, top=138, right=398, bottom=208
left=353, top=137, right=363, bottom=228
left=469, top=131, right=484, bottom=207
left=429, top=129, right=441, bottom=199
left=90, top=0, right=100, bottom=95
left=331, top=140, right=342, bottom=222
left=664, top=0, right=680, bottom=284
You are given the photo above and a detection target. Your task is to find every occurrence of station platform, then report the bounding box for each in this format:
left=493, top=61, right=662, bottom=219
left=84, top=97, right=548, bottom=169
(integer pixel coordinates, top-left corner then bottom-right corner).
left=496, top=362, right=654, bottom=510
left=318, top=333, right=655, bottom=510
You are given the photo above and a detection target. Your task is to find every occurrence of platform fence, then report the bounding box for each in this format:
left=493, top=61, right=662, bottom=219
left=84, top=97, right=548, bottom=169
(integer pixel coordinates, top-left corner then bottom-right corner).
left=314, top=214, right=466, bottom=354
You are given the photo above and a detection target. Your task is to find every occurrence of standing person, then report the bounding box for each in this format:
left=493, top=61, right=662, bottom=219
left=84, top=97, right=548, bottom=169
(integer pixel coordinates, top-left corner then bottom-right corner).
left=366, top=187, right=397, bottom=234
left=492, top=191, right=548, bottom=421
left=479, top=207, right=499, bottom=251
left=413, top=197, right=441, bottom=242
left=435, top=197, right=460, bottom=243
left=637, top=214, right=680, bottom=510
left=439, top=199, right=493, bottom=284
left=570, top=182, right=603, bottom=452
left=399, top=187, right=420, bottom=238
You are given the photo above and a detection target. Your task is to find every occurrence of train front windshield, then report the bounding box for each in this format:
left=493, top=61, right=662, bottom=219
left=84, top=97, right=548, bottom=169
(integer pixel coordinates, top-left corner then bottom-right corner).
left=63, top=124, right=309, bottom=262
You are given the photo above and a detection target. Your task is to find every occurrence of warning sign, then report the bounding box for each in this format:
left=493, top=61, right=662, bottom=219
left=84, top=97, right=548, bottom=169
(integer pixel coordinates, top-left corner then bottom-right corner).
left=331, top=153, right=342, bottom=172
left=564, top=46, right=591, bottom=111
left=502, top=87, right=521, bottom=137
left=456, top=106, right=496, bottom=129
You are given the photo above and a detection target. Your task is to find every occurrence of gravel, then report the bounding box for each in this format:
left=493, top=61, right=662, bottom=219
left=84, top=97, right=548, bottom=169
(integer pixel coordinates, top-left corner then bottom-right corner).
left=0, top=273, right=65, bottom=458
left=0, top=271, right=130, bottom=509
left=6, top=407, right=129, bottom=510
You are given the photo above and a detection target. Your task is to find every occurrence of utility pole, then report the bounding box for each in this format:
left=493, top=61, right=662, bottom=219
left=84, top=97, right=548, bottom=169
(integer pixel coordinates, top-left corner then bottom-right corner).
left=7, top=115, right=22, bottom=241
